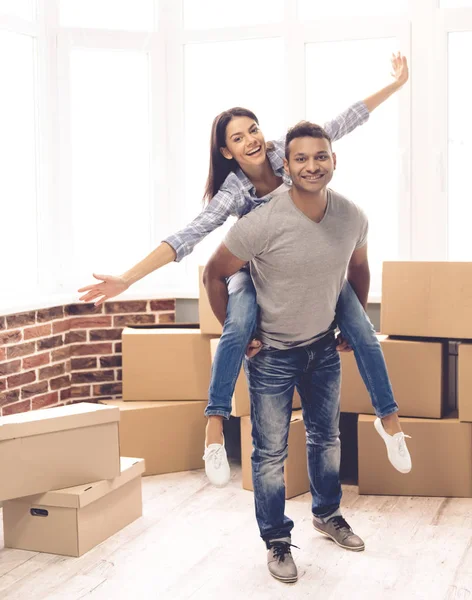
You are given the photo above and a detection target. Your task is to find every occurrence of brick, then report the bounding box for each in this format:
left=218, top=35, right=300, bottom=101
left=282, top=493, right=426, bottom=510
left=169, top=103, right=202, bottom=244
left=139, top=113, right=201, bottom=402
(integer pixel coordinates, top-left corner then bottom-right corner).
left=115, top=342, right=122, bottom=353
left=53, top=319, right=73, bottom=334
left=22, top=381, right=49, bottom=399
left=113, top=314, right=155, bottom=327
left=23, top=352, right=51, bottom=369
left=70, top=317, right=112, bottom=329
left=39, top=363, right=65, bottom=380
left=0, top=347, right=5, bottom=361
left=8, top=370, right=36, bottom=388
left=52, top=347, right=71, bottom=362
left=6, top=311, right=36, bottom=328
left=0, top=360, right=21, bottom=377
left=90, top=328, right=122, bottom=342
left=66, top=303, right=103, bottom=316
left=105, top=301, right=147, bottom=314
left=0, top=330, right=22, bottom=345
left=70, top=343, right=113, bottom=356
left=0, top=389, right=20, bottom=407
left=0, top=316, right=5, bottom=330
left=93, top=383, right=122, bottom=396
left=32, top=391, right=59, bottom=410
left=71, top=370, right=114, bottom=384
left=7, top=341, right=36, bottom=360
left=159, top=312, right=175, bottom=324
left=2, top=399, right=31, bottom=416
left=0, top=378, right=5, bottom=392
left=70, top=385, right=91, bottom=398
left=65, top=331, right=87, bottom=344
left=37, top=335, right=63, bottom=351
left=50, top=375, right=70, bottom=390
left=116, top=369, right=122, bottom=381
left=24, top=324, right=52, bottom=340
left=60, top=387, right=72, bottom=400
left=99, top=355, right=122, bottom=368
left=71, top=357, right=97, bottom=370
left=150, top=299, right=175, bottom=311
left=37, top=306, right=64, bottom=322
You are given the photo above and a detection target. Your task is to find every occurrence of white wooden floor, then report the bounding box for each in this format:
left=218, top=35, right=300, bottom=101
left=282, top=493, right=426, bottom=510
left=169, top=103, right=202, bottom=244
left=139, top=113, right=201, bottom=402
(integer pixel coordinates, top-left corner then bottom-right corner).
left=0, top=464, right=471, bottom=600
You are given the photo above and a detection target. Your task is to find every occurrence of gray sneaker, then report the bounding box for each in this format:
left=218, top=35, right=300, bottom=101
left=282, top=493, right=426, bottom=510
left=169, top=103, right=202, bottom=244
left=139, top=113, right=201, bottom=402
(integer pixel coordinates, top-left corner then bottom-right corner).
left=266, top=537, right=298, bottom=583
left=313, top=515, right=365, bottom=552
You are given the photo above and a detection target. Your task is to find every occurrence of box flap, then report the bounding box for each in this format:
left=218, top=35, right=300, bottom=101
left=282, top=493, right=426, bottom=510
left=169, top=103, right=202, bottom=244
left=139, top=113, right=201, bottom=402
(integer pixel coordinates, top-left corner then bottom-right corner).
left=291, top=410, right=303, bottom=423
left=122, top=327, right=202, bottom=336
left=17, top=457, right=145, bottom=509
left=0, top=402, right=120, bottom=442
left=100, top=400, right=204, bottom=410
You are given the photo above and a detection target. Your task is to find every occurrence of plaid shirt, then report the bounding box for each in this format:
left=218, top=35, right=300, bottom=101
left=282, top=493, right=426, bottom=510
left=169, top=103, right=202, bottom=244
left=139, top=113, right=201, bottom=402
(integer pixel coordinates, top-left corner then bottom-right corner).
left=165, top=101, right=369, bottom=262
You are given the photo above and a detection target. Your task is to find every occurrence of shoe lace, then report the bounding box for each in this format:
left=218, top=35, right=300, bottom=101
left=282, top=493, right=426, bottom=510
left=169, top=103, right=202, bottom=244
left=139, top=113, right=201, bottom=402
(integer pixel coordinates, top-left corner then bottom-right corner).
left=396, top=432, right=412, bottom=457
left=204, top=445, right=224, bottom=469
left=330, top=516, right=352, bottom=532
left=270, top=542, right=299, bottom=563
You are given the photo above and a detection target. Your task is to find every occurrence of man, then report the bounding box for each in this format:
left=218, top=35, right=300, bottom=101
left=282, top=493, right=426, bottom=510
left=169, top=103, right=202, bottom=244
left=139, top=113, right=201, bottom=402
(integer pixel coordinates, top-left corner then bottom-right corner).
left=203, top=121, right=368, bottom=583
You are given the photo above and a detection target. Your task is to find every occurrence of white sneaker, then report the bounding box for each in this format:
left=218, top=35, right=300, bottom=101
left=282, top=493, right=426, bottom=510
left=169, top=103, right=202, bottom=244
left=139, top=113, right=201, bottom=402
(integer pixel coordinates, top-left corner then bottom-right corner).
left=374, top=417, right=412, bottom=474
left=203, top=443, right=231, bottom=487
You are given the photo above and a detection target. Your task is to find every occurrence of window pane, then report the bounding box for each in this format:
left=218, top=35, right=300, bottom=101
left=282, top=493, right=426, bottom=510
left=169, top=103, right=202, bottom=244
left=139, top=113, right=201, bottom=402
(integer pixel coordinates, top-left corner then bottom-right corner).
left=0, top=0, right=34, bottom=20
left=184, top=0, right=283, bottom=29
left=306, top=38, right=401, bottom=296
left=69, top=48, right=152, bottom=285
left=60, top=0, right=155, bottom=30
left=299, top=0, right=407, bottom=18
left=448, top=32, right=472, bottom=260
left=0, top=31, right=38, bottom=295
left=183, top=38, right=284, bottom=270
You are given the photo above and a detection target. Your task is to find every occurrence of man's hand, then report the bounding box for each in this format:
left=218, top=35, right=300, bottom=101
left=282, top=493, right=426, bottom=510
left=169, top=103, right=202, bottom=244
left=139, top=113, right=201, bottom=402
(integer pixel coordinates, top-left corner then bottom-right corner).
left=246, top=338, right=262, bottom=358
left=391, top=52, right=409, bottom=88
left=336, top=333, right=352, bottom=353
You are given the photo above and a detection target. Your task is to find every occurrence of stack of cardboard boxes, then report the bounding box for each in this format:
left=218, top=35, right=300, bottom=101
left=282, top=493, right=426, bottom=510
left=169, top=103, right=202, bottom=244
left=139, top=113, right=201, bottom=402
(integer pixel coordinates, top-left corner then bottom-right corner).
left=0, top=402, right=145, bottom=556
left=344, top=261, right=472, bottom=498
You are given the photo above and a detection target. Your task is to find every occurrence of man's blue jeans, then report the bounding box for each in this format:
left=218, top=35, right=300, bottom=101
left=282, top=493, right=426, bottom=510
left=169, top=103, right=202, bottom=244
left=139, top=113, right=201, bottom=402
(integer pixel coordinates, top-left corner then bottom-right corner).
left=245, top=333, right=342, bottom=542
left=205, top=268, right=398, bottom=420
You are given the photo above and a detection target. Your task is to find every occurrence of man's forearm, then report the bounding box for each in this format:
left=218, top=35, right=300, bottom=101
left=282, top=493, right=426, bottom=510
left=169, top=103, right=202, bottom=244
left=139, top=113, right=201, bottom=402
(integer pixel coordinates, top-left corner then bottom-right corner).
left=203, top=272, right=229, bottom=327
left=347, top=264, right=370, bottom=309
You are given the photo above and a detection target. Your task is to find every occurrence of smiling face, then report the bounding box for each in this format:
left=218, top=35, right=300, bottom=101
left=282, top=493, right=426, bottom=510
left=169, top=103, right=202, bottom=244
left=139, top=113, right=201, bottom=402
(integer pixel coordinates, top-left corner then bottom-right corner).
left=220, top=116, right=267, bottom=169
left=284, top=136, right=336, bottom=194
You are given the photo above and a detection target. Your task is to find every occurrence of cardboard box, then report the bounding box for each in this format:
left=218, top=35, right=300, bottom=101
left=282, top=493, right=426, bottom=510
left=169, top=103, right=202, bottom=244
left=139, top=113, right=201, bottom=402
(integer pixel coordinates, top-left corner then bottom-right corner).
left=122, top=326, right=217, bottom=401
left=199, top=266, right=223, bottom=335
left=0, top=403, right=120, bottom=502
left=340, top=336, right=450, bottom=418
left=3, top=457, right=144, bottom=557
left=241, top=411, right=309, bottom=499
left=358, top=413, right=472, bottom=497
left=458, top=343, right=472, bottom=422
left=210, top=338, right=302, bottom=417
left=100, top=400, right=206, bottom=475
left=381, top=261, right=472, bottom=339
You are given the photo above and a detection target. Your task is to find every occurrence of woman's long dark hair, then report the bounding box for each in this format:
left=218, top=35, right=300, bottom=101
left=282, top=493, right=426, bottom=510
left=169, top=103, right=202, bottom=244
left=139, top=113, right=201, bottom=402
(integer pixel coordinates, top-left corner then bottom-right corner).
left=203, top=107, right=259, bottom=205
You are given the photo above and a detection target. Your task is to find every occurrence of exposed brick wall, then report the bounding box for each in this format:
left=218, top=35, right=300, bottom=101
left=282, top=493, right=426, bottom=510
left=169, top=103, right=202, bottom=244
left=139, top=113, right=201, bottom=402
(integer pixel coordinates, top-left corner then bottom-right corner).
left=0, top=299, right=175, bottom=416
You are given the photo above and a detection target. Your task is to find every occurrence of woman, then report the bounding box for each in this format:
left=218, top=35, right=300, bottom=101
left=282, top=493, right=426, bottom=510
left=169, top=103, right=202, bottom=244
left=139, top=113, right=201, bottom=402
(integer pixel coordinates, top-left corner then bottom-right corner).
left=79, top=53, right=411, bottom=486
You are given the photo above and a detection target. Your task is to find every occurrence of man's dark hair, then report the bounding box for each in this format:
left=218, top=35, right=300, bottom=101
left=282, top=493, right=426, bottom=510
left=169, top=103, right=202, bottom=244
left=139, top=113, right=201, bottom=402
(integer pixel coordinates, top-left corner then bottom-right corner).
left=285, top=121, right=332, bottom=158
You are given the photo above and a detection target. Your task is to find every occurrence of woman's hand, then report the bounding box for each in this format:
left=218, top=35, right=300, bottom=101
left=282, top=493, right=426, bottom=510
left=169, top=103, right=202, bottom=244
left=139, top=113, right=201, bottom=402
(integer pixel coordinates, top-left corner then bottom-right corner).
left=391, top=52, right=409, bottom=88
left=77, top=273, right=129, bottom=306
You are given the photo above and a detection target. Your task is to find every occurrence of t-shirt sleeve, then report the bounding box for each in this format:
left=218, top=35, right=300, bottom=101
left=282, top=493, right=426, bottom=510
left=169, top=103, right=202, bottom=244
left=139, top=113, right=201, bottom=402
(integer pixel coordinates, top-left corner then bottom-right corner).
left=224, top=206, right=268, bottom=262
left=355, top=207, right=369, bottom=249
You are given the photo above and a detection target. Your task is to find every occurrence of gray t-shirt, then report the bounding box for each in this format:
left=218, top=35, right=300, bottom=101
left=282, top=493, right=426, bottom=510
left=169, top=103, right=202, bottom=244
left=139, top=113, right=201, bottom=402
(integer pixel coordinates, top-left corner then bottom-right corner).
left=224, top=189, right=368, bottom=349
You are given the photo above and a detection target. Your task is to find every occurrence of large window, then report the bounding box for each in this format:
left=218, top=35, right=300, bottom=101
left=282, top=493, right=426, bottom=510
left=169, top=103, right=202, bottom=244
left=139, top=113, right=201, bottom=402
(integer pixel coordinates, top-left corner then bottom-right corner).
left=0, top=31, right=38, bottom=295
left=306, top=38, right=401, bottom=294
left=3, top=0, right=472, bottom=310
left=447, top=31, right=472, bottom=260
left=183, top=37, right=285, bottom=273
left=67, top=47, right=153, bottom=286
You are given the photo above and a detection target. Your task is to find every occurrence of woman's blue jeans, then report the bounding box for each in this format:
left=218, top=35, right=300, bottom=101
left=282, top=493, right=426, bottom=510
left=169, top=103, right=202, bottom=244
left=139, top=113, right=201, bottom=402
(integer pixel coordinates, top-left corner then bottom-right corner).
left=205, top=268, right=398, bottom=420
